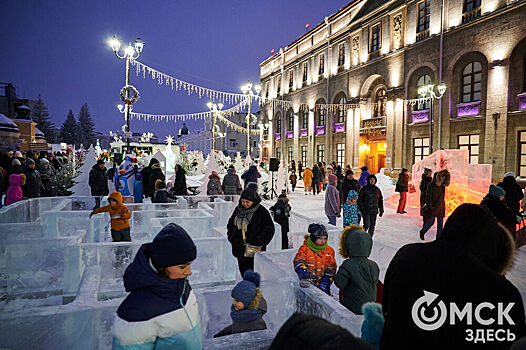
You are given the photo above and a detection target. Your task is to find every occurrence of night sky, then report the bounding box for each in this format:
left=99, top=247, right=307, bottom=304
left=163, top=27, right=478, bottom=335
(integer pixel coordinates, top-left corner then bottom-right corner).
left=0, top=1, right=349, bottom=140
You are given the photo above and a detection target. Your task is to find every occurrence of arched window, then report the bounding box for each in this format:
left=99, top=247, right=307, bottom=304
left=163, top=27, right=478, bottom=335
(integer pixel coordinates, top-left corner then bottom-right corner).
left=275, top=112, right=281, bottom=134
left=462, top=62, right=482, bottom=103
left=301, top=109, right=309, bottom=129
left=374, top=88, right=387, bottom=117
left=416, top=75, right=433, bottom=110
left=318, top=108, right=326, bottom=126
left=287, top=110, right=294, bottom=131
left=337, top=96, right=346, bottom=123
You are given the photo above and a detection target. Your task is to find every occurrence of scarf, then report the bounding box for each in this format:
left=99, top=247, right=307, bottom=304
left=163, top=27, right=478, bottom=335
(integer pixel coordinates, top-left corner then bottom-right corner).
left=230, top=304, right=264, bottom=323
left=234, top=204, right=260, bottom=234
left=305, top=237, right=327, bottom=253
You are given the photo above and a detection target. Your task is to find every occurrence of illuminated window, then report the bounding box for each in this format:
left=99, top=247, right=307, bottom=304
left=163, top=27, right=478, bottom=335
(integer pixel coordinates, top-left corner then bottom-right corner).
left=277, top=76, right=281, bottom=94
left=416, top=75, right=433, bottom=110
left=417, top=0, right=430, bottom=33
left=318, top=108, right=326, bottom=127
left=370, top=24, right=381, bottom=53
left=374, top=88, right=387, bottom=117
left=302, top=109, right=309, bottom=129
left=303, top=63, right=308, bottom=82
left=275, top=112, right=281, bottom=134
left=317, top=144, right=325, bottom=163
left=287, top=110, right=294, bottom=131
left=337, top=143, right=345, bottom=168
left=288, top=146, right=293, bottom=164
left=458, top=134, right=479, bottom=164
left=413, top=137, right=430, bottom=164
left=289, top=70, right=294, bottom=88
left=462, top=62, right=482, bottom=103
left=519, top=131, right=526, bottom=177
left=275, top=149, right=281, bottom=161
left=319, top=54, right=325, bottom=75
left=301, top=146, right=307, bottom=165
left=337, top=96, right=346, bottom=123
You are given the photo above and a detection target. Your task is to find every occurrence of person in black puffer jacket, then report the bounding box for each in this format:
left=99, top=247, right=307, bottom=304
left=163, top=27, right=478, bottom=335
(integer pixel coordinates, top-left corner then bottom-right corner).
left=497, top=172, right=524, bottom=215
left=223, top=166, right=242, bottom=195
left=358, top=174, right=384, bottom=237
left=481, top=184, right=517, bottom=238
left=381, top=204, right=525, bottom=350
left=172, top=164, right=187, bottom=196
left=419, top=168, right=433, bottom=225
left=22, top=158, right=42, bottom=198
left=312, top=164, right=322, bottom=195
left=140, top=158, right=165, bottom=198
left=89, top=160, right=109, bottom=197
left=341, top=169, right=360, bottom=206
left=227, top=184, right=275, bottom=276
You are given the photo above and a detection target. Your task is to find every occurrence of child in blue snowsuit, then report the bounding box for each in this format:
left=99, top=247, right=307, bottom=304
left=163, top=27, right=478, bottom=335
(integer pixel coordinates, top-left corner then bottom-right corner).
left=343, top=190, right=361, bottom=227
left=133, top=173, right=143, bottom=203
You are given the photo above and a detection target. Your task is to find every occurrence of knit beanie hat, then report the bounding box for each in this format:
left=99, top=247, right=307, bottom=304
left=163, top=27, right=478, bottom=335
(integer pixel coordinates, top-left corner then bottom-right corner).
left=278, top=193, right=287, bottom=200
left=345, top=169, right=354, bottom=177
left=308, top=223, right=328, bottom=242
left=241, top=183, right=260, bottom=202
left=423, top=168, right=432, bottom=176
left=25, top=158, right=35, bottom=165
left=96, top=159, right=105, bottom=166
left=231, top=270, right=261, bottom=306
left=11, top=159, right=21, bottom=166
left=361, top=166, right=368, bottom=172
left=489, top=184, right=505, bottom=197
left=504, top=172, right=515, bottom=178
left=151, top=224, right=197, bottom=269
left=328, top=174, right=337, bottom=183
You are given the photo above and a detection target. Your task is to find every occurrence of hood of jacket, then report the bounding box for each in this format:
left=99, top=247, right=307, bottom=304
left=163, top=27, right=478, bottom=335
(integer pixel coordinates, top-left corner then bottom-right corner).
left=148, top=158, right=159, bottom=167
left=227, top=168, right=236, bottom=175
left=339, top=225, right=373, bottom=258
left=347, top=190, right=359, bottom=201
left=108, top=191, right=123, bottom=206
left=209, top=173, right=220, bottom=181
left=433, top=169, right=450, bottom=186
left=439, top=203, right=515, bottom=274
left=9, top=173, right=22, bottom=186
left=366, top=174, right=377, bottom=185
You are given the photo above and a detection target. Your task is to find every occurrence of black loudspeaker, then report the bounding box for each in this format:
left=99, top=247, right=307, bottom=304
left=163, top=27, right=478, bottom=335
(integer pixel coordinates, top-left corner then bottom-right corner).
left=113, top=153, right=123, bottom=164
left=269, top=157, right=280, bottom=172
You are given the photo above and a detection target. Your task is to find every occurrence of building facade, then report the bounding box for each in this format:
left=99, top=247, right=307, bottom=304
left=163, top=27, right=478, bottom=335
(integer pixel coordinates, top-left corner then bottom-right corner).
left=259, top=0, right=526, bottom=180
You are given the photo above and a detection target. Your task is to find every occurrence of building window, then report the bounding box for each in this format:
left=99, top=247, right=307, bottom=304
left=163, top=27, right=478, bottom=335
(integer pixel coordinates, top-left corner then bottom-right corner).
left=458, top=134, right=479, bottom=164
left=413, top=137, right=430, bottom=163
left=265, top=82, right=269, bottom=98
left=276, top=113, right=281, bottom=134
left=317, top=144, right=325, bottom=163
left=374, top=88, right=387, bottom=117
left=370, top=24, right=381, bottom=53
left=276, top=149, right=281, bottom=161
left=301, top=146, right=307, bottom=165
left=462, top=62, right=482, bottom=103
left=289, top=70, right=294, bottom=88
left=318, top=108, right=326, bottom=127
left=337, top=96, right=346, bottom=123
left=287, top=110, right=294, bottom=131
left=417, top=0, right=430, bottom=33
left=277, top=76, right=281, bottom=94
left=463, top=0, right=481, bottom=13
left=338, top=43, right=345, bottom=67
left=253, top=141, right=258, bottom=148
left=319, top=54, right=325, bottom=75
left=337, top=143, right=345, bottom=168
left=303, top=62, right=308, bottom=82
left=519, top=131, right=526, bottom=177
left=288, top=146, right=293, bottom=164
left=229, top=139, right=237, bottom=148
left=416, top=75, right=432, bottom=110
left=302, top=109, right=309, bottom=129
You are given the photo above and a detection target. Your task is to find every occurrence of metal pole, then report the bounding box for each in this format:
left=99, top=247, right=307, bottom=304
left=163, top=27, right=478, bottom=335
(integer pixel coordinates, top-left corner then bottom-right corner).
left=247, top=95, right=252, bottom=156
left=212, top=109, right=216, bottom=151
left=438, top=0, right=445, bottom=150
left=125, top=57, right=131, bottom=155
left=429, top=97, right=434, bottom=153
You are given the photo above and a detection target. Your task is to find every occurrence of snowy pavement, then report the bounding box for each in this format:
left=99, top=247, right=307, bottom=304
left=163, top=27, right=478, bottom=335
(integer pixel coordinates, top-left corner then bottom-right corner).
left=262, top=179, right=526, bottom=305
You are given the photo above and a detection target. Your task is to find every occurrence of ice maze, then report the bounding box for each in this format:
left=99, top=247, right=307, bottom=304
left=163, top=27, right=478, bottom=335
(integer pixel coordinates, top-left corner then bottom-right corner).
left=0, top=195, right=400, bottom=349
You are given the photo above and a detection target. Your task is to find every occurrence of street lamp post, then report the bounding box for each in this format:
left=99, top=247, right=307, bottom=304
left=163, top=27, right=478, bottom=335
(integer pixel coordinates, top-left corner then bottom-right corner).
left=207, top=102, right=224, bottom=151
left=418, top=83, right=446, bottom=153
left=257, top=121, right=269, bottom=161
left=109, top=35, right=144, bottom=155
left=241, top=82, right=261, bottom=157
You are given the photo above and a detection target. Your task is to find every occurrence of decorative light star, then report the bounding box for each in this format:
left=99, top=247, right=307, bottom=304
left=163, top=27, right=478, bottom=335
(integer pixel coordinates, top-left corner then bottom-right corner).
left=165, top=135, right=174, bottom=146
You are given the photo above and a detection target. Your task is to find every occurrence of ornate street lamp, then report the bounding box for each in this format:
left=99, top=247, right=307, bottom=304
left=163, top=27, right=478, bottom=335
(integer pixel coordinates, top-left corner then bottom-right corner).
left=418, top=83, right=446, bottom=153
left=241, top=82, right=261, bottom=156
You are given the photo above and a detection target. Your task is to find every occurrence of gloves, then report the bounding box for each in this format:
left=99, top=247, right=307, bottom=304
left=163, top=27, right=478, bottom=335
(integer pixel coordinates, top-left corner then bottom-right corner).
left=318, top=281, right=330, bottom=294
left=379, top=210, right=384, bottom=217
left=300, top=278, right=311, bottom=288
left=89, top=212, right=94, bottom=218
left=295, top=264, right=310, bottom=280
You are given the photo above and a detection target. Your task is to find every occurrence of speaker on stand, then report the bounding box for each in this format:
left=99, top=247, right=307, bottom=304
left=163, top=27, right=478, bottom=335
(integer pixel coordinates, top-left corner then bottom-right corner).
left=267, top=158, right=279, bottom=199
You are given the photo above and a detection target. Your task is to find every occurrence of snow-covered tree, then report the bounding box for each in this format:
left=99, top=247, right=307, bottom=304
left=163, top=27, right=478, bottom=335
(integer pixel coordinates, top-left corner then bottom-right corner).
left=197, top=153, right=220, bottom=194
left=59, top=110, right=79, bottom=146
left=234, top=152, right=244, bottom=172
left=31, top=94, right=56, bottom=143
left=69, top=145, right=97, bottom=195
left=78, top=103, right=96, bottom=147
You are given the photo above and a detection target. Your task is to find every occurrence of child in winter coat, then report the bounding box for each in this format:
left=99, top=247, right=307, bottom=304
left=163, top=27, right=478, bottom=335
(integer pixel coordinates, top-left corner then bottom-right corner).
left=289, top=171, right=297, bottom=192
left=361, top=302, right=385, bottom=350
left=269, top=193, right=291, bottom=249
left=153, top=180, right=177, bottom=203
left=112, top=223, right=202, bottom=349
left=133, top=173, right=143, bottom=203
left=334, top=225, right=379, bottom=314
left=214, top=270, right=267, bottom=337
left=90, top=191, right=131, bottom=242
left=293, top=223, right=337, bottom=295
left=343, top=190, right=361, bottom=227
left=5, top=174, right=24, bottom=205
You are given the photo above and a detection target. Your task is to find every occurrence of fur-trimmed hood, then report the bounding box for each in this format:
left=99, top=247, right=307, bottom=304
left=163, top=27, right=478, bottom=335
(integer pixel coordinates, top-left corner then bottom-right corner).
left=339, top=225, right=373, bottom=259
left=209, top=173, right=220, bottom=181
left=433, top=169, right=450, bottom=186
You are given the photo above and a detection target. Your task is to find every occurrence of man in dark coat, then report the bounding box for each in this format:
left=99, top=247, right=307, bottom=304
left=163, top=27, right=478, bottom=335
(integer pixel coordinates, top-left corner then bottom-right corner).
left=381, top=204, right=526, bottom=350
left=89, top=159, right=109, bottom=208
left=172, top=164, right=187, bottom=196
left=241, top=165, right=261, bottom=189
left=269, top=193, right=291, bottom=249
left=298, top=161, right=303, bottom=180
left=312, top=164, right=322, bottom=195
left=420, top=169, right=449, bottom=240
left=22, top=158, right=42, bottom=198
left=37, top=158, right=54, bottom=196
left=222, top=166, right=242, bottom=195
left=227, top=184, right=275, bottom=275
left=140, top=158, right=165, bottom=198
left=419, top=168, right=433, bottom=225
left=341, top=169, right=360, bottom=206
left=395, top=168, right=409, bottom=214
left=481, top=184, right=517, bottom=237
left=358, top=174, right=384, bottom=236
left=497, top=172, right=524, bottom=215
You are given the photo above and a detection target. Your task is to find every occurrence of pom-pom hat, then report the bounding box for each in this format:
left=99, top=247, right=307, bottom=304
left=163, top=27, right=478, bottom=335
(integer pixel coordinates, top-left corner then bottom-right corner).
left=231, top=270, right=261, bottom=306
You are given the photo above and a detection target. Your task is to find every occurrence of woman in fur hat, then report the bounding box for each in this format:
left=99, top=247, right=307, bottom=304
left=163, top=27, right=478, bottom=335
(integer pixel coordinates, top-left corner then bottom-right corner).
left=420, top=169, right=450, bottom=240
left=206, top=171, right=223, bottom=195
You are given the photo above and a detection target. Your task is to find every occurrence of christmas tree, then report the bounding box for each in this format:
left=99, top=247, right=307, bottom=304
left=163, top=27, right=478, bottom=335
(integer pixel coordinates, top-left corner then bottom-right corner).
left=78, top=103, right=96, bottom=147
left=31, top=94, right=56, bottom=143
left=234, top=152, right=244, bottom=172
left=197, top=152, right=220, bottom=194
left=59, top=110, right=79, bottom=146
left=69, top=145, right=97, bottom=196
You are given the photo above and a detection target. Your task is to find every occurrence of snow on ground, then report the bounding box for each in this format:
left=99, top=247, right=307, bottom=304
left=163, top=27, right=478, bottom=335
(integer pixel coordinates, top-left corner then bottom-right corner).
left=262, top=177, right=526, bottom=304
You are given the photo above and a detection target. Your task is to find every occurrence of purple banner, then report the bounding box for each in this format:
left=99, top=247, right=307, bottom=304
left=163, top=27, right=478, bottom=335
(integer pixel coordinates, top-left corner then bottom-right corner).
left=300, top=128, right=308, bottom=137
left=316, top=125, right=325, bottom=135
left=335, top=122, right=345, bottom=133
left=519, top=93, right=526, bottom=109
left=275, top=133, right=281, bottom=140
left=412, top=110, right=429, bottom=123
left=457, top=101, right=481, bottom=117
left=286, top=130, right=293, bottom=139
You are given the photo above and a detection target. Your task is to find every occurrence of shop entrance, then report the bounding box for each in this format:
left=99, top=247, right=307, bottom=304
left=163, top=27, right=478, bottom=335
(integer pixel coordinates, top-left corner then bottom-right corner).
left=359, top=136, right=387, bottom=174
